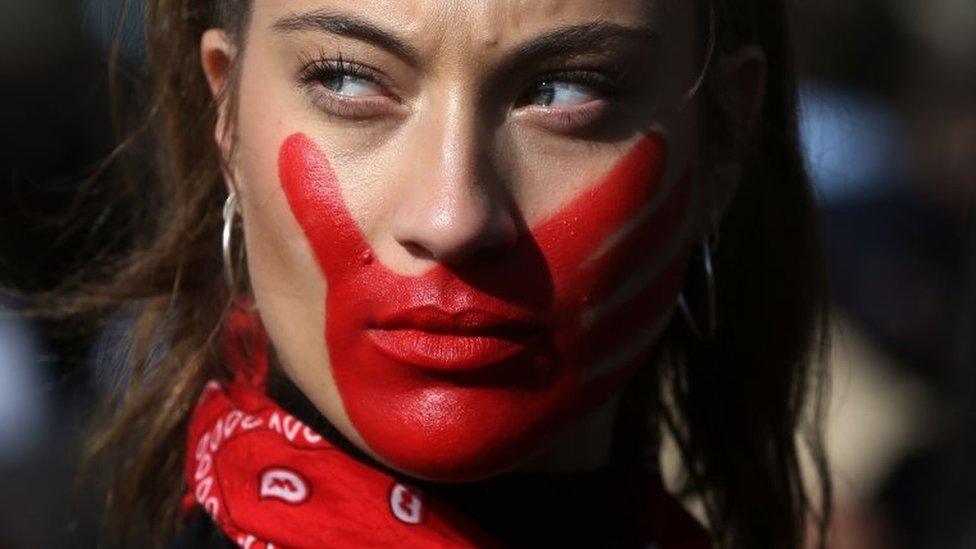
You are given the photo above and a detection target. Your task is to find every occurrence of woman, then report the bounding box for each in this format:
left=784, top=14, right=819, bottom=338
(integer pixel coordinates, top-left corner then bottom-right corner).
left=85, top=0, right=830, bottom=547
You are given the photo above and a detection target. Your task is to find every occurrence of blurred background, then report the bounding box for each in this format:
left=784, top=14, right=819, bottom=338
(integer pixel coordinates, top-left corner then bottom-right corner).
left=0, top=0, right=973, bottom=547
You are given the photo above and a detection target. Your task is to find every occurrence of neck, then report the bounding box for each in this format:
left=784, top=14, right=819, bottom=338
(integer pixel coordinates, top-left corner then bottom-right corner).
left=517, top=392, right=625, bottom=474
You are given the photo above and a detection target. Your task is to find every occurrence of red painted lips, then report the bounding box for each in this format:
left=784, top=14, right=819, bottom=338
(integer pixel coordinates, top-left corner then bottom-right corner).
left=366, top=306, right=541, bottom=371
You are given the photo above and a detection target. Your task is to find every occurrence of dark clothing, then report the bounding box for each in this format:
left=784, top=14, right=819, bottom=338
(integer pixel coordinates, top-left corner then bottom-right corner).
left=170, top=512, right=235, bottom=549
left=174, top=466, right=646, bottom=548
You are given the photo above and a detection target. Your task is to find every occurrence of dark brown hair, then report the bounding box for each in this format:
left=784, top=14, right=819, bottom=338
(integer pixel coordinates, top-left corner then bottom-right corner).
left=71, top=0, right=830, bottom=546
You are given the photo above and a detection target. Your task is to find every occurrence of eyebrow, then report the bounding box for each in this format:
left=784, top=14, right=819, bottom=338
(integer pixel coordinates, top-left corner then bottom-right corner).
left=503, top=21, right=659, bottom=66
left=272, top=11, right=657, bottom=68
left=272, top=10, right=422, bottom=65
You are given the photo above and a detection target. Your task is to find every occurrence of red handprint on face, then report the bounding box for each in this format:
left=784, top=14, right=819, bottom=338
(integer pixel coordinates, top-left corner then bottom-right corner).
left=279, top=131, right=692, bottom=479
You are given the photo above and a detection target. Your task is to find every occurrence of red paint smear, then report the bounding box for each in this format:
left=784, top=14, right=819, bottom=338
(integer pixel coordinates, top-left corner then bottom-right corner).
left=278, top=132, right=692, bottom=479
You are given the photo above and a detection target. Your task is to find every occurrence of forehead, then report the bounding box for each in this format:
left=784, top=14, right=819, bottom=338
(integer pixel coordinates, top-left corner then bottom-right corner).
left=251, top=0, right=667, bottom=51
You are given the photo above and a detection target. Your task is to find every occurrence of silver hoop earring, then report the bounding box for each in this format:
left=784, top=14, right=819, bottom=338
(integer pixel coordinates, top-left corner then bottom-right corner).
left=677, top=239, right=717, bottom=340
left=222, top=189, right=258, bottom=314
left=222, top=190, right=240, bottom=294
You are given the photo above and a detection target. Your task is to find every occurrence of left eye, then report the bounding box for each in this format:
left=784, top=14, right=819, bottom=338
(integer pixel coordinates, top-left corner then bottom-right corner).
left=526, top=81, right=600, bottom=107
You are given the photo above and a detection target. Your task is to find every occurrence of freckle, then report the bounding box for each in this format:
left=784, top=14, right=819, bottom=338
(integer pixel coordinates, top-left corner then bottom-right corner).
left=360, top=250, right=374, bottom=265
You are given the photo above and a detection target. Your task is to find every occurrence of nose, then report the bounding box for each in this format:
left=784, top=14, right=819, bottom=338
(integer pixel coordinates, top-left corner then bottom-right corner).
left=391, top=100, right=519, bottom=264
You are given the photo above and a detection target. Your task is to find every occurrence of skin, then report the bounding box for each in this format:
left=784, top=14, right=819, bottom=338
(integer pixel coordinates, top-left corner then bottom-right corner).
left=201, top=0, right=764, bottom=480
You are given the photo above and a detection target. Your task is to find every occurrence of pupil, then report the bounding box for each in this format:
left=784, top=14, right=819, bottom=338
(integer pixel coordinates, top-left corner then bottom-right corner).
left=534, top=82, right=556, bottom=106
left=324, top=74, right=347, bottom=92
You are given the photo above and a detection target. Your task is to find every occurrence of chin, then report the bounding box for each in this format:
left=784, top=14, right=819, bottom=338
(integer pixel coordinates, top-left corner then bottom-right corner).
left=345, top=377, right=621, bottom=483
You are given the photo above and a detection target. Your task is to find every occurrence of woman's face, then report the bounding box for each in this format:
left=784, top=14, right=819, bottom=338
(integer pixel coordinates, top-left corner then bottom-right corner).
left=207, top=0, right=709, bottom=480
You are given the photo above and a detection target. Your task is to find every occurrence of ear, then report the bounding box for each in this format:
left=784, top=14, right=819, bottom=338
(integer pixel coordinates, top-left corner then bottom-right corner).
left=200, top=29, right=236, bottom=190
left=706, top=44, right=766, bottom=224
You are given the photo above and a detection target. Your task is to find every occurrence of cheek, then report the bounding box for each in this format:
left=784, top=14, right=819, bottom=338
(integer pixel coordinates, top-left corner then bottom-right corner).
left=238, top=151, right=359, bottom=432
left=533, top=134, right=691, bottom=302
left=533, top=135, right=694, bottom=382
left=244, top=209, right=318, bottom=292
left=239, top=146, right=326, bottom=328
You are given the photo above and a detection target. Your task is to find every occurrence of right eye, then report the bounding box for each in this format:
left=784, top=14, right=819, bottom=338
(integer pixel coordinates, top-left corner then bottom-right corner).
left=320, top=73, right=386, bottom=98
left=298, top=57, right=401, bottom=119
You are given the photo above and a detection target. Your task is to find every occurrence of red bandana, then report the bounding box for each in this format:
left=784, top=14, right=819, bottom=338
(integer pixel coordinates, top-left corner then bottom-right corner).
left=182, top=311, right=711, bottom=548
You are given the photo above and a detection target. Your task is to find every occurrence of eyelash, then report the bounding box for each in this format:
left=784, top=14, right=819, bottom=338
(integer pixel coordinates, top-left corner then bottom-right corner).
left=298, top=55, right=382, bottom=90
